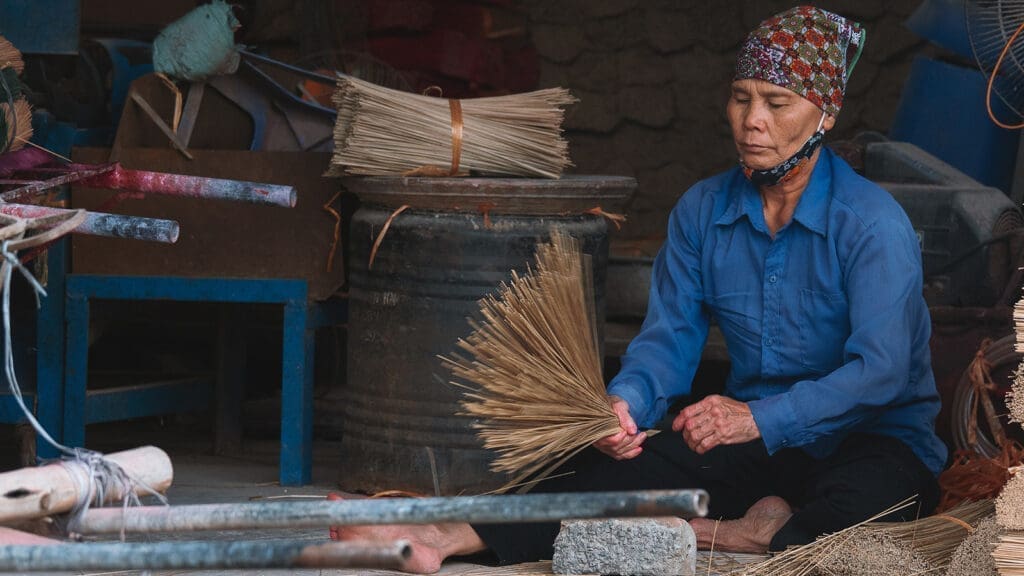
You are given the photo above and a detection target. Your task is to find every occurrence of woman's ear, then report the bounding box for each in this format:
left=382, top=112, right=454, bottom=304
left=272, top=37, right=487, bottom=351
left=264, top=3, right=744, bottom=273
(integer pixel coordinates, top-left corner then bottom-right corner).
left=823, top=114, right=837, bottom=132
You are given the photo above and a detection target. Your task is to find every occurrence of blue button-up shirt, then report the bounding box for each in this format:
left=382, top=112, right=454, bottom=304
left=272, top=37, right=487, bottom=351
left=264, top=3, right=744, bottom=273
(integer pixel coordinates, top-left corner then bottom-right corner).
left=607, top=148, right=947, bottom=475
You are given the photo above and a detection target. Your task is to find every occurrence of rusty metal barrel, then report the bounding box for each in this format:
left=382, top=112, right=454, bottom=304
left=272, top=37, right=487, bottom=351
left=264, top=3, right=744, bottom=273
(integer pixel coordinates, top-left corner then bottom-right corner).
left=333, top=176, right=636, bottom=495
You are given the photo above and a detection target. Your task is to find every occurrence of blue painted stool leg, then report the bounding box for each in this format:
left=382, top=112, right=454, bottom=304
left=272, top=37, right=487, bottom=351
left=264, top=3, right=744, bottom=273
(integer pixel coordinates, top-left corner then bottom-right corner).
left=36, top=239, right=68, bottom=459
left=280, top=300, right=312, bottom=486
left=63, top=293, right=90, bottom=448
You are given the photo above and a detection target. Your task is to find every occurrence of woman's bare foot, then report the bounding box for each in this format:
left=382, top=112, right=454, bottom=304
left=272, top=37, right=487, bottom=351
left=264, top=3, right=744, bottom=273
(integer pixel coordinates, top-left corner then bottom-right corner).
left=326, top=493, right=487, bottom=574
left=689, top=496, right=793, bottom=554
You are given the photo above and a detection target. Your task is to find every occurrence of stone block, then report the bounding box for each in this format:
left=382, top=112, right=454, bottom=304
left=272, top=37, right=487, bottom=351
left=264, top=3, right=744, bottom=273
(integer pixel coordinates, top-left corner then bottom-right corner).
left=552, top=517, right=696, bottom=576
left=584, top=12, right=646, bottom=51
left=568, top=51, right=621, bottom=91
left=620, top=86, right=675, bottom=128
left=618, top=48, right=674, bottom=86
left=532, top=23, right=590, bottom=64
left=645, top=9, right=697, bottom=54
left=565, top=90, right=621, bottom=132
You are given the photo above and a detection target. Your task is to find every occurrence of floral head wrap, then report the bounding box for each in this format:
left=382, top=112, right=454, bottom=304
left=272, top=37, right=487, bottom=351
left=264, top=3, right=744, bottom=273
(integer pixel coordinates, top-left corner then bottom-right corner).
left=735, top=5, right=866, bottom=116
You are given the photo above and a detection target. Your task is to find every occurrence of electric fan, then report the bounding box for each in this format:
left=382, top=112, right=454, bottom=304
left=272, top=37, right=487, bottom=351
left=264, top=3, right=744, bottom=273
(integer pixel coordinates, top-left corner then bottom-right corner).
left=967, top=0, right=1024, bottom=127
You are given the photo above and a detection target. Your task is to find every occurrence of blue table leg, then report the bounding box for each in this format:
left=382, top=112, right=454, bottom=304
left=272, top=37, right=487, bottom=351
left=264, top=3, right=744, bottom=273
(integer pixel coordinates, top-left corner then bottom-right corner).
left=36, top=239, right=68, bottom=459
left=280, top=298, right=312, bottom=486
left=63, top=292, right=90, bottom=448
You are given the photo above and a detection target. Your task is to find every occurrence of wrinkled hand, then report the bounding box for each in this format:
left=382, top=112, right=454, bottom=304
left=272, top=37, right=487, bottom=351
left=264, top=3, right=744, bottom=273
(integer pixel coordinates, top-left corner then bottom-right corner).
left=594, top=396, right=647, bottom=460
left=672, top=395, right=760, bottom=454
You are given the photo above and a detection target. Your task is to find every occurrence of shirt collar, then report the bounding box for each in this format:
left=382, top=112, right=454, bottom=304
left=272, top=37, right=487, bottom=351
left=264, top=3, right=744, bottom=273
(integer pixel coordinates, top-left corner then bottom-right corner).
left=715, top=148, right=833, bottom=237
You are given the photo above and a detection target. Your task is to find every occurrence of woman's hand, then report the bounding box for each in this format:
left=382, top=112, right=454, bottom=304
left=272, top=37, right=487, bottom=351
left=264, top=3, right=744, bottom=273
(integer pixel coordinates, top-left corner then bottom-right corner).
left=672, top=395, right=760, bottom=454
left=594, top=396, right=647, bottom=460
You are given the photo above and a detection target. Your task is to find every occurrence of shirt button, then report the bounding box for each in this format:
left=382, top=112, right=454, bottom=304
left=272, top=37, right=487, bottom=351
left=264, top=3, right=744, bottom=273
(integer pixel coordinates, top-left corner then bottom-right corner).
left=768, top=274, right=778, bottom=283
left=764, top=337, right=775, bottom=347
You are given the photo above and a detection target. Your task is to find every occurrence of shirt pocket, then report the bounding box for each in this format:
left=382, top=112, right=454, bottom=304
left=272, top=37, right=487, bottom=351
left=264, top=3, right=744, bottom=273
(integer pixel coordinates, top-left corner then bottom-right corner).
left=798, top=289, right=850, bottom=374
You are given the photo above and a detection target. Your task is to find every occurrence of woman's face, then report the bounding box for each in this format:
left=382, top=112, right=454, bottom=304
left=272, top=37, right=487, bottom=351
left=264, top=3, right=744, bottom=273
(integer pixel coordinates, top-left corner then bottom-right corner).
left=726, top=78, right=836, bottom=171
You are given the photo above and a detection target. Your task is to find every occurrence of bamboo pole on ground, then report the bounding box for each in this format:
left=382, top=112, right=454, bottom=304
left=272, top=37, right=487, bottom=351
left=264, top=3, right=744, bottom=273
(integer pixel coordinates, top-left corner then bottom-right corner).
left=0, top=540, right=410, bottom=572
left=0, top=446, right=172, bottom=524
left=72, top=489, right=709, bottom=534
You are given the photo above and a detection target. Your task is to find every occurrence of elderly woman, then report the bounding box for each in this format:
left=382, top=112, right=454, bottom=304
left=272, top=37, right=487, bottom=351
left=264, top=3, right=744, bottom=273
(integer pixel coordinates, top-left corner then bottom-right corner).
left=334, top=6, right=947, bottom=572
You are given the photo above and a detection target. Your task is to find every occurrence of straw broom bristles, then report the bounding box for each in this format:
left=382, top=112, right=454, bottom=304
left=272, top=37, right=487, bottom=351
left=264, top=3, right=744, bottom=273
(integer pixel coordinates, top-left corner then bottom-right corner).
left=441, top=231, right=618, bottom=492
left=328, top=75, right=576, bottom=179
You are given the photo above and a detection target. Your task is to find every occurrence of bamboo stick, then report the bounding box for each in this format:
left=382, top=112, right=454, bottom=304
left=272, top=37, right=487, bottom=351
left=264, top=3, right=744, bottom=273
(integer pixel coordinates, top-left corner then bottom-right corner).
left=72, top=489, right=709, bottom=535
left=0, top=204, right=180, bottom=243
left=0, top=540, right=410, bottom=571
left=0, top=446, right=172, bottom=524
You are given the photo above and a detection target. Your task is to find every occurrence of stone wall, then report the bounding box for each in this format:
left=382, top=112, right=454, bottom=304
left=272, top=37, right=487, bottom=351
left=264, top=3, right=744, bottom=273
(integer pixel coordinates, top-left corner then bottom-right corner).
left=525, top=0, right=926, bottom=240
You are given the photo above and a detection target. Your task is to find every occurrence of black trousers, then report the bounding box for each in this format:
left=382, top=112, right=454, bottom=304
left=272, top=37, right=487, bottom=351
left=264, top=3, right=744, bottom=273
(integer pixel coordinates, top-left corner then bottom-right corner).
left=472, top=432, right=940, bottom=565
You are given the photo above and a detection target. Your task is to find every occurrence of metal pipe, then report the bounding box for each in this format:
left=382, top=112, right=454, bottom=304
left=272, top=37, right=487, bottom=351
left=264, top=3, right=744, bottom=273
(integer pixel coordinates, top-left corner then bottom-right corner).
left=0, top=204, right=179, bottom=243
left=0, top=540, right=410, bottom=572
left=81, top=165, right=297, bottom=208
left=72, top=489, right=709, bottom=535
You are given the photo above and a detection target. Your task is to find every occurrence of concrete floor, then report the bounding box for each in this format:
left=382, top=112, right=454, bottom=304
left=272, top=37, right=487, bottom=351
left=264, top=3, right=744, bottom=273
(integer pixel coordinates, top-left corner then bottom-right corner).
left=9, top=418, right=763, bottom=576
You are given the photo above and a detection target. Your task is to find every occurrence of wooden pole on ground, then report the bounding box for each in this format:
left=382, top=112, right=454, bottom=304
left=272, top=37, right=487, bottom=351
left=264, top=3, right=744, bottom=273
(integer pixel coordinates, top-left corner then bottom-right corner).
left=0, top=446, right=172, bottom=524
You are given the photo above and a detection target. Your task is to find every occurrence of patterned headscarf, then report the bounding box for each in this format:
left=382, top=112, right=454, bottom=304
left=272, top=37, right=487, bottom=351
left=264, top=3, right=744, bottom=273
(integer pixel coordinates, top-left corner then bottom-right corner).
left=735, top=6, right=866, bottom=117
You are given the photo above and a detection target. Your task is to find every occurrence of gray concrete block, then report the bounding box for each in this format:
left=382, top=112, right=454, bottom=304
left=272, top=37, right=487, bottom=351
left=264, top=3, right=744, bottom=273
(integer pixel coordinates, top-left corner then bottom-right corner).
left=552, top=517, right=696, bottom=576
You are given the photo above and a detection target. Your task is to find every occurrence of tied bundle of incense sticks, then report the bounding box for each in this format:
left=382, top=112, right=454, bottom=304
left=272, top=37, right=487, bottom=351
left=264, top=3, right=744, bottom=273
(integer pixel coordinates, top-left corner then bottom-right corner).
left=441, top=232, right=618, bottom=493
left=327, top=75, right=576, bottom=179
left=1011, top=295, right=1024, bottom=424
left=0, top=36, right=30, bottom=153
left=995, top=533, right=1024, bottom=575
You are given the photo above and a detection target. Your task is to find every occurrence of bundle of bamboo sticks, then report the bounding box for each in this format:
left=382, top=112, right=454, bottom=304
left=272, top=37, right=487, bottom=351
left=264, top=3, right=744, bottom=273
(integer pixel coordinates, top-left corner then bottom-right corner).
left=328, top=76, right=576, bottom=179
left=441, top=231, right=618, bottom=492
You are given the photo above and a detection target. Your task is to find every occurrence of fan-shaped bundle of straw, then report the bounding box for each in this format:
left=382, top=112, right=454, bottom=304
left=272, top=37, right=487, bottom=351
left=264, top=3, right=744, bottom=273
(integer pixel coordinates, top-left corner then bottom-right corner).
left=734, top=498, right=993, bottom=575
left=441, top=231, right=618, bottom=493
left=328, top=76, right=576, bottom=179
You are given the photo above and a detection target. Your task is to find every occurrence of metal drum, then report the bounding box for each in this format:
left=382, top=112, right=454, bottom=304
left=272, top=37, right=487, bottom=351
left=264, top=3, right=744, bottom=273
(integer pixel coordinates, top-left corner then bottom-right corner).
left=335, top=175, right=635, bottom=495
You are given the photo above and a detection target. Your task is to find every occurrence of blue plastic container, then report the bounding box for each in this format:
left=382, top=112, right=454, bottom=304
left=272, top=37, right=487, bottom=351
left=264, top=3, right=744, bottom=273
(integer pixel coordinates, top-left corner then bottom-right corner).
left=890, top=56, right=1020, bottom=194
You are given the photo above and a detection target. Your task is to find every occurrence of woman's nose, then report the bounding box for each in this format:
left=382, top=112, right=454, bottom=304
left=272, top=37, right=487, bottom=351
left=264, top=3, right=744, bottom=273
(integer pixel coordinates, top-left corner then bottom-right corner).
left=743, top=104, right=766, bottom=130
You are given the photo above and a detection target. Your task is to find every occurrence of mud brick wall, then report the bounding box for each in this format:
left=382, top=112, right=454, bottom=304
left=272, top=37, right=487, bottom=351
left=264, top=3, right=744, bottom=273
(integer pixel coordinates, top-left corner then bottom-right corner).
left=525, top=0, right=925, bottom=239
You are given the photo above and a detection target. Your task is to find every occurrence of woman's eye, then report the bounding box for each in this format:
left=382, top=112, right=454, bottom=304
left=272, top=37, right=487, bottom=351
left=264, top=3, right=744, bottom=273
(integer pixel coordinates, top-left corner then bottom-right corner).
left=768, top=102, right=785, bottom=109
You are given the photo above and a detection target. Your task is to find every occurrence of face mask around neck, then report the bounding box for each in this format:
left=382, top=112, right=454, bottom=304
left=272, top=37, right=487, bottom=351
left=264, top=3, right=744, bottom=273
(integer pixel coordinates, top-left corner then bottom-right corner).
left=741, top=111, right=828, bottom=188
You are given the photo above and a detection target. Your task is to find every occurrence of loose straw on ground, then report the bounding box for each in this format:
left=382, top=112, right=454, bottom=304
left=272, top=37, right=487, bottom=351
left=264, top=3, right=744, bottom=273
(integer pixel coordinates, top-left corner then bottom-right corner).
left=328, top=75, right=576, bottom=178
left=733, top=498, right=992, bottom=575
left=441, top=231, right=618, bottom=492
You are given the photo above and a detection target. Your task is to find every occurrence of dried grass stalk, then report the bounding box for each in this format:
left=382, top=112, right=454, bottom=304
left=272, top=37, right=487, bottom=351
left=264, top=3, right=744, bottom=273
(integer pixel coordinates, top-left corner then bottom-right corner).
left=441, top=231, right=618, bottom=492
left=734, top=498, right=992, bottom=576
left=328, top=75, right=576, bottom=178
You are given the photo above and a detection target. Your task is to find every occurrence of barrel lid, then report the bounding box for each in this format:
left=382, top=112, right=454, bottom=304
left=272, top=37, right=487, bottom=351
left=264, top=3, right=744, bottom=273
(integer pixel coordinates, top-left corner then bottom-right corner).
left=341, top=175, right=637, bottom=215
